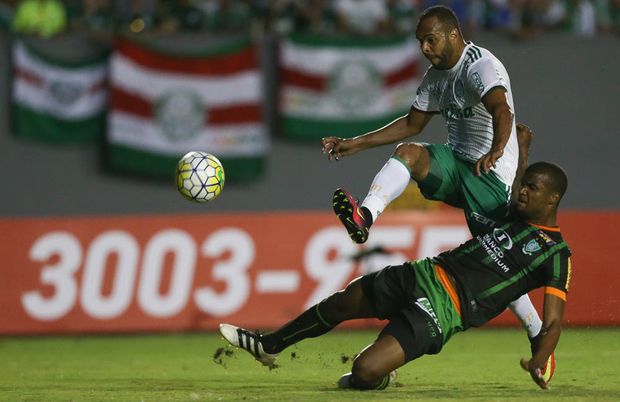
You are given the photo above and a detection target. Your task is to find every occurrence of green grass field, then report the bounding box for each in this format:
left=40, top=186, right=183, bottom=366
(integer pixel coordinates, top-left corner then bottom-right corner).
left=1, top=328, right=619, bottom=401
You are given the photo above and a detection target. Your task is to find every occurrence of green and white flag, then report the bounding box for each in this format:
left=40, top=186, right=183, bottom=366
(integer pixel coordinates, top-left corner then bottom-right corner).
left=12, top=39, right=108, bottom=143
left=280, top=34, right=422, bottom=139
left=106, top=37, right=267, bottom=180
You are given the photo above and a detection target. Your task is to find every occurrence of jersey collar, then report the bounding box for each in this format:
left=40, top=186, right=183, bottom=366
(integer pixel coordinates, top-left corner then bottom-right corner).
left=442, top=41, right=472, bottom=73
left=528, top=222, right=561, bottom=232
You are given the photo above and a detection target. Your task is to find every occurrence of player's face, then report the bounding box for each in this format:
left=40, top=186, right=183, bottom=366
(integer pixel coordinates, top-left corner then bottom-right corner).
left=416, top=17, right=454, bottom=69
left=515, top=172, right=555, bottom=220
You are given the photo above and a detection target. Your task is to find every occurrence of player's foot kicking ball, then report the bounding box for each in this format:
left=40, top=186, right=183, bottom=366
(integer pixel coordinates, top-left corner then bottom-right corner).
left=337, top=370, right=397, bottom=390
left=218, top=324, right=279, bottom=366
left=333, top=188, right=370, bottom=244
left=530, top=331, right=556, bottom=383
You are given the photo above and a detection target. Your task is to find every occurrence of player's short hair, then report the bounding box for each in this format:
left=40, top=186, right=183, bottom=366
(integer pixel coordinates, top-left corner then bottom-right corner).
left=418, top=5, right=462, bottom=34
left=526, top=162, right=568, bottom=202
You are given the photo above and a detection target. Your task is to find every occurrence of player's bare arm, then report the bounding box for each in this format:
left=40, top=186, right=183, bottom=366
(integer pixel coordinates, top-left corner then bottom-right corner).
left=321, top=107, right=434, bottom=160
left=474, top=87, right=514, bottom=175
left=520, top=293, right=565, bottom=389
left=511, top=123, right=533, bottom=201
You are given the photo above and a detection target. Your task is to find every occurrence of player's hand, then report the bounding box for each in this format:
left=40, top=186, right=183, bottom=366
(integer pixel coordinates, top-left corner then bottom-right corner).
left=474, top=148, right=504, bottom=176
left=321, top=136, right=357, bottom=161
left=520, top=357, right=549, bottom=390
left=516, top=123, right=533, bottom=151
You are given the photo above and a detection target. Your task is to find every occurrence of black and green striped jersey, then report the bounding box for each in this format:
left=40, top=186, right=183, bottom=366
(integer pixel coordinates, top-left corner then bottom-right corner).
left=432, top=220, right=572, bottom=328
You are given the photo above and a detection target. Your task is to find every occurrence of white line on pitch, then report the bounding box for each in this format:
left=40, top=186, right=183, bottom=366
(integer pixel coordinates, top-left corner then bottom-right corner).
left=255, top=270, right=300, bottom=293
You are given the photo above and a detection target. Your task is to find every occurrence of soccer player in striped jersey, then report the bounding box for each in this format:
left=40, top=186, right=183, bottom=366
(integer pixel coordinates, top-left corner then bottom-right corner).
left=322, top=5, right=548, bottom=373
left=219, top=161, right=570, bottom=390
left=323, top=5, right=518, bottom=238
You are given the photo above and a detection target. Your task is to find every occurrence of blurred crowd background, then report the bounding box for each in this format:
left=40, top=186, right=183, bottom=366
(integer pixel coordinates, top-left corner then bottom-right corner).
left=1, top=0, right=619, bottom=43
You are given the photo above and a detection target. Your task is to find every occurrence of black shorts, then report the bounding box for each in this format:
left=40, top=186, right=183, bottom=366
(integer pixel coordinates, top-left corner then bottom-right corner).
left=361, top=264, right=444, bottom=363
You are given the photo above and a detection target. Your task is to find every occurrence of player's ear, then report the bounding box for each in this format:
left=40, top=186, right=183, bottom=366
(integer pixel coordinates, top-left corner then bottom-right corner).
left=548, top=192, right=560, bottom=206
left=449, top=28, right=458, bottom=39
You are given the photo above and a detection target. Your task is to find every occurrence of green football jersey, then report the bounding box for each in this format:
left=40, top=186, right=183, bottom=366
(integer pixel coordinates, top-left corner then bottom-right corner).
left=433, top=220, right=572, bottom=328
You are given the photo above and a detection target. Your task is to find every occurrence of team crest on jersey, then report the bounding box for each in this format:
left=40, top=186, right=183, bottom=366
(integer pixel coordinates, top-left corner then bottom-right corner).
left=522, top=239, right=542, bottom=255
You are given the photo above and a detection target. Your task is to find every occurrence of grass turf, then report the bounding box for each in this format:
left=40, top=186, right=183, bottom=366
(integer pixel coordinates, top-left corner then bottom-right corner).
left=0, top=328, right=619, bottom=401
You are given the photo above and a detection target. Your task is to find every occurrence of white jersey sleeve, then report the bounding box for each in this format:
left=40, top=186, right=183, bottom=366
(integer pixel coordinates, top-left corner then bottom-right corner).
left=412, top=68, right=440, bottom=113
left=467, top=57, right=509, bottom=99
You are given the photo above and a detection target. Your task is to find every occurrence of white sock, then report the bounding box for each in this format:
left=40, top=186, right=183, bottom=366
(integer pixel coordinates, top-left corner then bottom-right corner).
left=361, top=157, right=411, bottom=223
left=508, top=294, right=543, bottom=338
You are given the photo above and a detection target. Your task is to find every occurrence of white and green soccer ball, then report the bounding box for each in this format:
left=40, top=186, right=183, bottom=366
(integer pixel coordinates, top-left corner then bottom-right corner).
left=175, top=151, right=225, bottom=202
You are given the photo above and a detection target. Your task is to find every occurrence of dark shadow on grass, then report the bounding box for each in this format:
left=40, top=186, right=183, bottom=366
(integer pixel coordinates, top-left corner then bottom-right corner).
left=310, top=382, right=620, bottom=400
left=390, top=382, right=618, bottom=400
left=3, top=380, right=617, bottom=401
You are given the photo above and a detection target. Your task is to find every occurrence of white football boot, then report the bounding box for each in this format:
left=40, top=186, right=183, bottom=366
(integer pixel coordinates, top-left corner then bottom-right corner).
left=218, top=323, right=279, bottom=367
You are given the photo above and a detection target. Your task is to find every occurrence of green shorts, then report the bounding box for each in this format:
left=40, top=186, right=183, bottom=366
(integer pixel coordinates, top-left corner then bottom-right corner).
left=361, top=259, right=464, bottom=361
left=418, top=143, right=511, bottom=236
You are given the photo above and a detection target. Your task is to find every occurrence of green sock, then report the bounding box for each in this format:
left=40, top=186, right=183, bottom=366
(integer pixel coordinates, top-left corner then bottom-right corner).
left=260, top=302, right=336, bottom=354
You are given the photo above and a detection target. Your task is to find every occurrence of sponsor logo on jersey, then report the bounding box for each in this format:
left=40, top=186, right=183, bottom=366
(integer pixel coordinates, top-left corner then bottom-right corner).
left=472, top=72, right=484, bottom=93
left=522, top=238, right=542, bottom=255
left=492, top=228, right=513, bottom=250
left=415, top=297, right=443, bottom=335
left=469, top=211, right=496, bottom=227
left=478, top=233, right=510, bottom=273
left=441, top=105, right=475, bottom=120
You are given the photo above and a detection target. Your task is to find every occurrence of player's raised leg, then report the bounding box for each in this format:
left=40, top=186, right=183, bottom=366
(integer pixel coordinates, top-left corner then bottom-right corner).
left=333, top=143, right=430, bottom=244
left=219, top=278, right=375, bottom=366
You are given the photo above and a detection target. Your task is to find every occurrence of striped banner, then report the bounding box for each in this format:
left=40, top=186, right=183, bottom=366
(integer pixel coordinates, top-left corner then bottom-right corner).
left=280, top=34, right=422, bottom=139
left=12, top=39, right=108, bottom=143
left=106, top=37, right=268, bottom=180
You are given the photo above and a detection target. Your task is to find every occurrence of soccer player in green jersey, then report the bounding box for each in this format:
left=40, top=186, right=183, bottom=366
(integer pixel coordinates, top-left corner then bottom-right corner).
left=323, top=4, right=548, bottom=375
left=219, top=161, right=571, bottom=390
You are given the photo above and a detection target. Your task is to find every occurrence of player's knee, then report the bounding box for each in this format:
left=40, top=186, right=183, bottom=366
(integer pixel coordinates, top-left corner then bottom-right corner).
left=321, top=278, right=370, bottom=323
left=351, top=355, right=385, bottom=384
left=394, top=143, right=423, bottom=168
left=321, top=290, right=354, bottom=322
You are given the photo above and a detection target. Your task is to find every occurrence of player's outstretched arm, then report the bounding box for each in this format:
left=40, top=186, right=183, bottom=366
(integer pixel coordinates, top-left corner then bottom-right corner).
left=474, top=87, right=514, bottom=175
left=321, top=107, right=434, bottom=160
left=520, top=292, right=565, bottom=389
left=510, top=123, right=533, bottom=201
